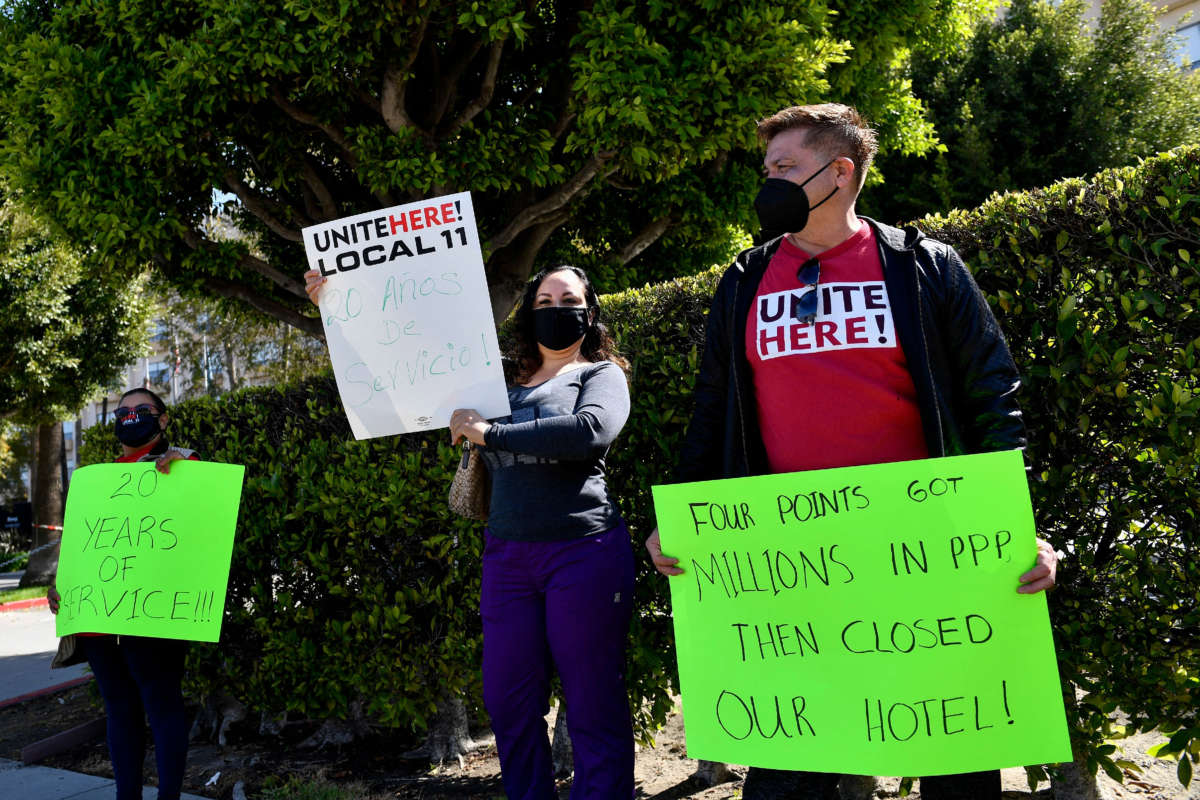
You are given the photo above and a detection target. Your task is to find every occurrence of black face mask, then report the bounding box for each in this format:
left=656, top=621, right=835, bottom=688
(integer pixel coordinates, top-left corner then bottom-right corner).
left=114, top=408, right=162, bottom=448
left=533, top=307, right=590, bottom=351
left=753, top=159, right=838, bottom=243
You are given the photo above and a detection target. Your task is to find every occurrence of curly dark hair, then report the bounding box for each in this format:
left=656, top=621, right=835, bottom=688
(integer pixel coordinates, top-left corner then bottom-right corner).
left=509, top=265, right=630, bottom=385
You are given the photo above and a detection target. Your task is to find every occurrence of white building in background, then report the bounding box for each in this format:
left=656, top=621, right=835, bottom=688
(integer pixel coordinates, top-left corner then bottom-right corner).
left=1078, top=0, right=1200, bottom=67
left=1170, top=2, right=1200, bottom=68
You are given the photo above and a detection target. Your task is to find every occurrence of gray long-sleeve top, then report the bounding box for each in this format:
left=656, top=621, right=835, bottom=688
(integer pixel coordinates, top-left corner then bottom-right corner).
left=480, top=360, right=630, bottom=541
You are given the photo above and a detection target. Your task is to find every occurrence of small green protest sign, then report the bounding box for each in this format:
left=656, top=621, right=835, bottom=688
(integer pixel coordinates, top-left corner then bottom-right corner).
left=55, top=461, right=245, bottom=642
left=653, top=450, right=1071, bottom=776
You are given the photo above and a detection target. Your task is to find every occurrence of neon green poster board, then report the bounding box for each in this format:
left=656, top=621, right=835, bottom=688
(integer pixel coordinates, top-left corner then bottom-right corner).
left=652, top=450, right=1071, bottom=776
left=55, top=461, right=245, bottom=643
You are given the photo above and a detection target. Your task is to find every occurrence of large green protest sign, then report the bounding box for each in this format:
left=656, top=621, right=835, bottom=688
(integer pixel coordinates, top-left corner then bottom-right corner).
left=55, top=461, right=245, bottom=642
left=653, top=450, right=1071, bottom=776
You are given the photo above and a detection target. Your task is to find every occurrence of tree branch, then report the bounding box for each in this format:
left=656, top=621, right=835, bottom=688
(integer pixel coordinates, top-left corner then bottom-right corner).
left=181, top=229, right=307, bottom=299
left=270, top=87, right=359, bottom=169
left=551, top=108, right=577, bottom=143
left=486, top=152, right=614, bottom=253
left=443, top=37, right=506, bottom=138
left=429, top=38, right=482, bottom=128
left=352, top=84, right=382, bottom=116
left=610, top=214, right=675, bottom=266
left=298, top=181, right=322, bottom=223
left=486, top=210, right=572, bottom=322
left=381, top=14, right=430, bottom=135
left=222, top=168, right=305, bottom=243
left=202, top=275, right=324, bottom=340
left=300, top=158, right=339, bottom=221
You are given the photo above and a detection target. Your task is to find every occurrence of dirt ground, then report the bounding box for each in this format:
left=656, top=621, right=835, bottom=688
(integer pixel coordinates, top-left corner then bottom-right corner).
left=1, top=685, right=1194, bottom=799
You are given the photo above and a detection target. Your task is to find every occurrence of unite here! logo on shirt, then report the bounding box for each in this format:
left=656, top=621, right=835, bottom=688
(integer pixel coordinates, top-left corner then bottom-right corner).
left=755, top=282, right=896, bottom=360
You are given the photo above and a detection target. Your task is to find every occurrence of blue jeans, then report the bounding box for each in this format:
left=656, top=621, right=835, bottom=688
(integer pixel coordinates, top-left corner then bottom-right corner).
left=480, top=521, right=636, bottom=800
left=79, top=635, right=189, bottom=800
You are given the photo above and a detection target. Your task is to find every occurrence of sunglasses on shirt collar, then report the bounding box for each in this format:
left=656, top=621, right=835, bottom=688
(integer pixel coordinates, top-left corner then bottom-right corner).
left=793, top=257, right=821, bottom=325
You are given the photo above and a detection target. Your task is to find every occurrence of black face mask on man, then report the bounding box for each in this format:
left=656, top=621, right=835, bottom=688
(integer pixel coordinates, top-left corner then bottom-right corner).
left=533, top=307, right=590, bottom=351
left=753, top=158, right=839, bottom=243
left=114, top=407, right=162, bottom=448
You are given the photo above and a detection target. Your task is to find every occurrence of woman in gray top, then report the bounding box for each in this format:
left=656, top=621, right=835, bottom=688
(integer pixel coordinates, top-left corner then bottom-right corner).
left=450, top=265, right=635, bottom=800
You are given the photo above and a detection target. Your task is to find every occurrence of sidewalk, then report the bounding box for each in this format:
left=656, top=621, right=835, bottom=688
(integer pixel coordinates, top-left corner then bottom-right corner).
left=0, top=606, right=89, bottom=706
left=0, top=758, right=209, bottom=799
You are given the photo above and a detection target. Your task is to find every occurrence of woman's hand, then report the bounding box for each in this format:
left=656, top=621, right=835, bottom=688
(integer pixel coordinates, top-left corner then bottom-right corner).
left=47, top=585, right=60, bottom=614
left=449, top=409, right=492, bottom=447
left=155, top=449, right=188, bottom=474
left=303, top=269, right=326, bottom=307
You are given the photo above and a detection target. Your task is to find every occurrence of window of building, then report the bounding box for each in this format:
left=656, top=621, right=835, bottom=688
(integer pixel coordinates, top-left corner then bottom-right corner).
left=148, top=360, right=172, bottom=386
left=150, top=319, right=171, bottom=343
left=1181, top=22, right=1200, bottom=70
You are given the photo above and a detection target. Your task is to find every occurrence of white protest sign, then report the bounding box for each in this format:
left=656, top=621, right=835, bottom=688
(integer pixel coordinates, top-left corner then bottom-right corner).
left=302, top=192, right=510, bottom=439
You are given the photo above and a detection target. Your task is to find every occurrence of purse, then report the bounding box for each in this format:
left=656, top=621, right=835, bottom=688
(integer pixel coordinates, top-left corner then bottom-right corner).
left=51, top=633, right=85, bottom=669
left=448, top=442, right=490, bottom=521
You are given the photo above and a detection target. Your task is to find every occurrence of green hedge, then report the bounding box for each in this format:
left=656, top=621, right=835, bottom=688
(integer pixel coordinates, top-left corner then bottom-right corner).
left=923, top=146, right=1200, bottom=783
left=80, top=147, right=1199, bottom=779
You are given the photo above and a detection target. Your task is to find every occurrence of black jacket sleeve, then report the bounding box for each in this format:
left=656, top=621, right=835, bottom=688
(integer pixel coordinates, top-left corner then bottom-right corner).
left=929, top=241, right=1026, bottom=454
left=676, top=268, right=738, bottom=482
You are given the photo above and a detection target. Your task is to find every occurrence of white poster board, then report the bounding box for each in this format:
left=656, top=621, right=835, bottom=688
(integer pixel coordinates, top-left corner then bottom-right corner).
left=301, top=192, right=510, bottom=439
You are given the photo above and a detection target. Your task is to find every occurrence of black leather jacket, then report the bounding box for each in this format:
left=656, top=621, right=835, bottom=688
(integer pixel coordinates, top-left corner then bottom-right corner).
left=677, top=217, right=1025, bottom=482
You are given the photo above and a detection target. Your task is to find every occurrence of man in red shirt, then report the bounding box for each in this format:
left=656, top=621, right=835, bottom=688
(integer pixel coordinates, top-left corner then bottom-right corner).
left=646, top=104, right=1058, bottom=799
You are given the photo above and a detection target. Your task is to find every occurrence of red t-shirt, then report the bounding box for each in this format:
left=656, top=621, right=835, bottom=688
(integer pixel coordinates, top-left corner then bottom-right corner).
left=745, top=222, right=928, bottom=473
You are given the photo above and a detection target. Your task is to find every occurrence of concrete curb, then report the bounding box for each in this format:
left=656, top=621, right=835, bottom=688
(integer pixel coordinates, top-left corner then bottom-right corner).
left=0, top=597, right=49, bottom=613
left=0, top=676, right=93, bottom=711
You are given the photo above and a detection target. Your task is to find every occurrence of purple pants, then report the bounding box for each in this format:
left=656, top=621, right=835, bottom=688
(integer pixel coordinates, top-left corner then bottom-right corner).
left=481, top=520, right=636, bottom=800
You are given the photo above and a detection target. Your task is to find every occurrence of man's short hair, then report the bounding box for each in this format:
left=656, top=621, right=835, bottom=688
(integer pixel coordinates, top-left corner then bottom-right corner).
left=757, top=104, right=878, bottom=190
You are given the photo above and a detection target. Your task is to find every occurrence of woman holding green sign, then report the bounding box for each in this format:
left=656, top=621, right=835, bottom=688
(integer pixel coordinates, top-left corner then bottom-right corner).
left=48, top=387, right=198, bottom=800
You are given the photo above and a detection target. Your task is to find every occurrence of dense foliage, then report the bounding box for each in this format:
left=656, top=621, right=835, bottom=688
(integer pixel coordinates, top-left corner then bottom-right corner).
left=0, top=0, right=985, bottom=328
left=80, top=147, right=1200, bottom=785
left=922, top=146, right=1200, bottom=787
left=862, top=0, right=1200, bottom=224
left=0, top=201, right=149, bottom=424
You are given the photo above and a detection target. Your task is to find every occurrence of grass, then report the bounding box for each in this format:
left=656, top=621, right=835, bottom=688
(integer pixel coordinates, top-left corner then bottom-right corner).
left=0, top=550, right=29, bottom=571
left=0, top=585, right=47, bottom=605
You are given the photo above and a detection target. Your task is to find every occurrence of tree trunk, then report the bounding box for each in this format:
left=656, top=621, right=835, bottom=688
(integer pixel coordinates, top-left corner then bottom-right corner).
left=838, top=774, right=878, bottom=800
left=692, top=760, right=736, bottom=786
left=223, top=342, right=240, bottom=392
left=485, top=214, right=570, bottom=325
left=299, top=699, right=371, bottom=749
left=425, top=694, right=477, bottom=767
left=1051, top=745, right=1110, bottom=800
left=402, top=693, right=479, bottom=768
left=20, top=422, right=63, bottom=587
